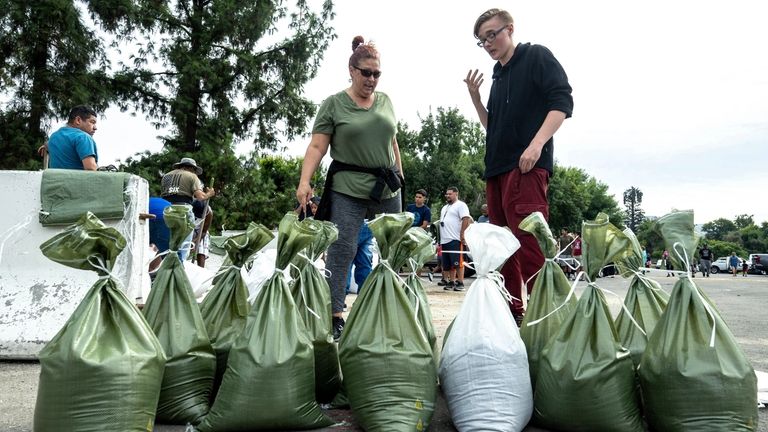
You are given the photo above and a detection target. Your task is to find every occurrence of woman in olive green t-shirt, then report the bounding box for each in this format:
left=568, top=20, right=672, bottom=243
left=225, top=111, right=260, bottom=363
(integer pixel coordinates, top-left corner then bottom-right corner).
left=296, top=36, right=403, bottom=341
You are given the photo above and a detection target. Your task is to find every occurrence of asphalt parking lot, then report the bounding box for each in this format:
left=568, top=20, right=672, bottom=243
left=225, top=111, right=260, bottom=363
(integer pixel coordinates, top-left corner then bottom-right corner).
left=1, top=271, right=766, bottom=431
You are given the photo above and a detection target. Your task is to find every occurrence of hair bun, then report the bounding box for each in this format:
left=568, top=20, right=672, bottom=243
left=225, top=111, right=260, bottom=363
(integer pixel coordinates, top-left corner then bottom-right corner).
left=352, top=35, right=365, bottom=51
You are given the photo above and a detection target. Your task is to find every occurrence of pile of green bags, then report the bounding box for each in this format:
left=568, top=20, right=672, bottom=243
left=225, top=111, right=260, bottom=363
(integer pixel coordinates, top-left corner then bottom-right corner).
left=199, top=222, right=273, bottom=395
left=639, top=210, right=758, bottom=431
left=34, top=212, right=166, bottom=431
left=290, top=219, right=341, bottom=404
left=339, top=212, right=437, bottom=431
left=142, top=205, right=216, bottom=425
left=534, top=213, right=644, bottom=431
left=518, top=212, right=577, bottom=387
left=198, top=213, right=332, bottom=430
left=614, top=227, right=668, bottom=367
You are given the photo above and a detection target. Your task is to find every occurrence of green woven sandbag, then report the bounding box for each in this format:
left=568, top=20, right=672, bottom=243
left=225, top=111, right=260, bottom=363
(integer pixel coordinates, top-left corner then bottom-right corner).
left=518, top=212, right=577, bottom=387
left=199, top=213, right=332, bottom=430
left=614, top=228, right=668, bottom=367
left=533, top=213, right=643, bottom=432
left=34, top=212, right=166, bottom=432
left=639, top=211, right=758, bottom=431
left=395, top=227, right=437, bottom=355
left=291, top=219, right=341, bottom=403
left=199, top=222, right=273, bottom=396
left=339, top=213, right=437, bottom=432
left=143, top=205, right=216, bottom=425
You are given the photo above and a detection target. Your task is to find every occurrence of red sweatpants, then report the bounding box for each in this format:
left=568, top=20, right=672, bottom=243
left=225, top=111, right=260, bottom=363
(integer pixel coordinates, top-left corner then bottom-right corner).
left=486, top=168, right=549, bottom=316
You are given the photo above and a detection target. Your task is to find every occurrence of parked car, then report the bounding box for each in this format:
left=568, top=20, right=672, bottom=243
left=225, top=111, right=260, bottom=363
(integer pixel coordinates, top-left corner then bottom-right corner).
left=710, top=256, right=750, bottom=274
left=748, top=253, right=768, bottom=274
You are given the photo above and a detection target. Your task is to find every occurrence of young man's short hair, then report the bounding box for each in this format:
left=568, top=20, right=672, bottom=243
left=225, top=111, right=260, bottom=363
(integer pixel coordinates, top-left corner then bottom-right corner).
left=416, top=188, right=428, bottom=197
left=68, top=105, right=97, bottom=123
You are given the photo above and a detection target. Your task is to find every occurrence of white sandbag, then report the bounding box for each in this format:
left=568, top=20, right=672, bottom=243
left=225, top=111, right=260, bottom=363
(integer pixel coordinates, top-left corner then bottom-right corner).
left=244, top=249, right=277, bottom=302
left=183, top=260, right=216, bottom=299
left=439, top=223, right=532, bottom=432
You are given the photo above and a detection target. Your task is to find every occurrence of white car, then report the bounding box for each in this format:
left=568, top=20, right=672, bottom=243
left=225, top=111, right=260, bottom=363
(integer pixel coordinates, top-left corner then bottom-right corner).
left=710, top=256, right=749, bottom=274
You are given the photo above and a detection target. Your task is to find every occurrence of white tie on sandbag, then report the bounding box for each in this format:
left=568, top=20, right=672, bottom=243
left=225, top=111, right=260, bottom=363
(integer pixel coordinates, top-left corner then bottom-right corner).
left=439, top=223, right=533, bottom=432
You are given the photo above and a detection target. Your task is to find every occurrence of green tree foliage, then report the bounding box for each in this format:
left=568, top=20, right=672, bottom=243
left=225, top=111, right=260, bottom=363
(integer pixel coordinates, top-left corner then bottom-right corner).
left=0, top=0, right=114, bottom=170
left=398, top=108, right=486, bottom=220
left=548, top=165, right=624, bottom=233
left=733, top=214, right=755, bottom=230
left=634, top=219, right=663, bottom=258
left=701, top=218, right=737, bottom=241
left=100, top=0, right=335, bottom=152
left=703, top=239, right=747, bottom=261
left=622, top=186, right=645, bottom=232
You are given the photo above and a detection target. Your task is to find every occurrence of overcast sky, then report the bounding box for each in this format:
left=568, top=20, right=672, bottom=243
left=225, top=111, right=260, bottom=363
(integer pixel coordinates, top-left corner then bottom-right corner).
left=88, top=0, right=768, bottom=225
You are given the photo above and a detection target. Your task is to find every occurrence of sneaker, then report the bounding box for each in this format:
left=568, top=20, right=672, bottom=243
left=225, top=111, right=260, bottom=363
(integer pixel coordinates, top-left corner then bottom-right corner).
left=443, top=280, right=454, bottom=291
left=427, top=272, right=434, bottom=282
left=437, top=279, right=450, bottom=286
left=332, top=317, right=345, bottom=342
left=453, top=281, right=465, bottom=291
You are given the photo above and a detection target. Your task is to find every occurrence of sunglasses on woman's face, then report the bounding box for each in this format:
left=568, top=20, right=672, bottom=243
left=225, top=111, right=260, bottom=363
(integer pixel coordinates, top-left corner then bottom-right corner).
left=353, top=65, right=382, bottom=79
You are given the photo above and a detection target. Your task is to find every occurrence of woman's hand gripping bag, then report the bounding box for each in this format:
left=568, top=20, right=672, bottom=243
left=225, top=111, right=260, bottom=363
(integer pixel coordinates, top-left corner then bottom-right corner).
left=339, top=212, right=438, bottom=432
left=142, top=205, right=216, bottom=425
left=395, top=227, right=438, bottom=356
left=534, top=213, right=644, bottom=432
left=199, top=222, right=273, bottom=397
left=614, top=227, right=668, bottom=368
left=198, top=213, right=332, bottom=431
left=290, top=219, right=341, bottom=404
left=34, top=212, right=166, bottom=432
left=439, top=223, right=533, bottom=432
left=639, top=210, right=758, bottom=431
left=518, top=212, right=577, bottom=387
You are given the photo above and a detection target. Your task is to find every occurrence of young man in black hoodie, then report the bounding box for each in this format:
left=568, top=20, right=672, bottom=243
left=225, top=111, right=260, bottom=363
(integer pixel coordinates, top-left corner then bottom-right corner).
left=464, top=8, right=573, bottom=324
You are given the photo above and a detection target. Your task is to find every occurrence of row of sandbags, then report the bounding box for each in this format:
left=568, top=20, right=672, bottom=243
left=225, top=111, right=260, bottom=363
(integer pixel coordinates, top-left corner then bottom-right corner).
left=33, top=209, right=441, bottom=432
left=33, top=210, right=333, bottom=430
left=438, top=210, right=758, bottom=432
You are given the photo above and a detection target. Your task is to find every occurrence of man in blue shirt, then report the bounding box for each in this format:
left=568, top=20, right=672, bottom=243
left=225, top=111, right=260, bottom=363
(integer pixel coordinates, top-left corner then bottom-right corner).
left=406, top=189, right=431, bottom=230
left=47, top=105, right=99, bottom=170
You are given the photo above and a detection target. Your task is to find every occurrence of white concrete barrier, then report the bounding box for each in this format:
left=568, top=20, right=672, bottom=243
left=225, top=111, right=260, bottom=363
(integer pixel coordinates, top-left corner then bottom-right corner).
left=0, top=170, right=150, bottom=359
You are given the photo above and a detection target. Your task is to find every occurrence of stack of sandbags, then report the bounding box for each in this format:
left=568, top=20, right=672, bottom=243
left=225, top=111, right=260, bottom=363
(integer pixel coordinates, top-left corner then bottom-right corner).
left=198, top=213, right=332, bottom=431
left=142, top=205, right=216, bottom=425
left=440, top=223, right=532, bottom=432
left=199, top=222, right=273, bottom=395
left=534, top=213, right=644, bottom=432
left=290, top=219, right=341, bottom=403
left=614, top=227, right=668, bottom=367
left=639, top=210, right=758, bottom=431
left=518, top=211, right=578, bottom=387
left=339, top=212, right=437, bottom=431
left=34, top=212, right=166, bottom=431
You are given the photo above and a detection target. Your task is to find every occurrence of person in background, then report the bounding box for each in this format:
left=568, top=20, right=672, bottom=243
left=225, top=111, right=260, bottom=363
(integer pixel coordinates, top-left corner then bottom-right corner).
left=192, top=199, right=214, bottom=268
left=698, top=243, right=713, bottom=277
left=296, top=36, right=403, bottom=341
left=438, top=187, right=471, bottom=291
left=345, top=222, right=374, bottom=297
left=406, top=189, right=432, bottom=230
left=45, top=105, right=99, bottom=170
left=147, top=196, right=172, bottom=274
left=729, top=252, right=740, bottom=277
left=741, top=259, right=749, bottom=277
left=463, top=8, right=573, bottom=324
left=558, top=228, right=574, bottom=280
left=477, top=204, right=490, bottom=223
left=663, top=249, right=673, bottom=277
left=160, top=157, right=215, bottom=261
left=571, top=233, right=582, bottom=277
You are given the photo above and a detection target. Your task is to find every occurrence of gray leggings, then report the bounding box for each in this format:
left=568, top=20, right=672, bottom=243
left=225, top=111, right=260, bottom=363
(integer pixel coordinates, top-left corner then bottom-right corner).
left=327, top=190, right=401, bottom=313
